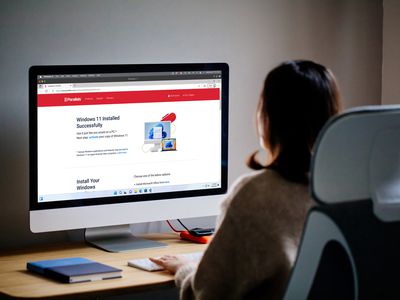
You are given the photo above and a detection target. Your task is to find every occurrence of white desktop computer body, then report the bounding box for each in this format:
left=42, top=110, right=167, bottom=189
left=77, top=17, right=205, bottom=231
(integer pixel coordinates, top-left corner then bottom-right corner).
left=29, top=63, right=229, bottom=252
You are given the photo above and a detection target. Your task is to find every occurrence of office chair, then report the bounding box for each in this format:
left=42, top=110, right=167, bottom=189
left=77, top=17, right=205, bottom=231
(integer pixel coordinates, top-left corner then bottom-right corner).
left=283, top=105, right=400, bottom=300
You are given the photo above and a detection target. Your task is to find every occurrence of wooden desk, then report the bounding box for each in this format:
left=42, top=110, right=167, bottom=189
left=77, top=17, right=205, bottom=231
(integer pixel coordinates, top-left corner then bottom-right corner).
left=0, top=233, right=207, bottom=299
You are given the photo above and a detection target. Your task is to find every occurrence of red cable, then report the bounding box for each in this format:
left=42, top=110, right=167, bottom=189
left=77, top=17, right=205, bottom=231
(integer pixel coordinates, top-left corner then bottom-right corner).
left=166, top=220, right=183, bottom=233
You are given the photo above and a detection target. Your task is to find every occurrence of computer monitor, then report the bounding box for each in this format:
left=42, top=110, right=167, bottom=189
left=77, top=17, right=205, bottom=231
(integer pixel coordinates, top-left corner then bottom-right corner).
left=29, top=63, right=229, bottom=252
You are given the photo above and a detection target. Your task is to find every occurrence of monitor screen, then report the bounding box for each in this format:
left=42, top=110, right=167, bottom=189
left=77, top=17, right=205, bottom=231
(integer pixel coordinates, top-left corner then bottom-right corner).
left=29, top=63, right=228, bottom=242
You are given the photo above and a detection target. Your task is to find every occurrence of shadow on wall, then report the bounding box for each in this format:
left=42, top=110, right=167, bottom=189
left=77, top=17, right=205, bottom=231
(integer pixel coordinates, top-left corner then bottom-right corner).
left=281, top=0, right=382, bottom=109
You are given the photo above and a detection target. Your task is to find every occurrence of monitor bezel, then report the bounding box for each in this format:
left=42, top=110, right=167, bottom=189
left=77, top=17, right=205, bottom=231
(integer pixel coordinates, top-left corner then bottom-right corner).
left=29, top=63, right=229, bottom=211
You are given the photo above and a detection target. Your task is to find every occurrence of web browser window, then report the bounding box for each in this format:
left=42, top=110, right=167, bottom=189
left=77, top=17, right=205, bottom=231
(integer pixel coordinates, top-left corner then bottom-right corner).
left=36, top=71, right=223, bottom=202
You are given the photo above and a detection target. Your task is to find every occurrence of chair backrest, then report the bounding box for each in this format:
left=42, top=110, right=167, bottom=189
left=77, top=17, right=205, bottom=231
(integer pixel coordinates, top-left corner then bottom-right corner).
left=312, top=105, right=400, bottom=221
left=284, top=105, right=400, bottom=300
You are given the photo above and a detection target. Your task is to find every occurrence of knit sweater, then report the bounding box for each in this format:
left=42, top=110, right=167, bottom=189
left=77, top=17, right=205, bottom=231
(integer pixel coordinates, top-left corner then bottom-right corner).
left=175, top=169, right=313, bottom=300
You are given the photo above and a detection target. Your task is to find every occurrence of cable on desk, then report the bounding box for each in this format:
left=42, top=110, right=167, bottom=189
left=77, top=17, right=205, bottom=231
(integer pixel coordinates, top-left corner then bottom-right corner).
left=177, top=219, right=190, bottom=231
left=166, top=220, right=183, bottom=233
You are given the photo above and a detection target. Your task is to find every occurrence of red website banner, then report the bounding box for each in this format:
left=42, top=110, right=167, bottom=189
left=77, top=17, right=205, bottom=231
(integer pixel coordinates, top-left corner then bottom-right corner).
left=38, top=88, right=220, bottom=107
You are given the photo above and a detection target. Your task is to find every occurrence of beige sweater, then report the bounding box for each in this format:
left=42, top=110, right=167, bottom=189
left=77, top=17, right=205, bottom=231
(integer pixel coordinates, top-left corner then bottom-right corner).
left=175, top=169, right=313, bottom=300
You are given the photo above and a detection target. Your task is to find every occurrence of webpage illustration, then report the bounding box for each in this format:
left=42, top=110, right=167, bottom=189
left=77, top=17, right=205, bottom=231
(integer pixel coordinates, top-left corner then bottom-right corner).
left=37, top=73, right=222, bottom=202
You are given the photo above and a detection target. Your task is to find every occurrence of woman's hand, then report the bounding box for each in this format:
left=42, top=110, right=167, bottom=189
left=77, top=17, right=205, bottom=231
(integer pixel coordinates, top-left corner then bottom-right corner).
left=150, top=254, right=189, bottom=274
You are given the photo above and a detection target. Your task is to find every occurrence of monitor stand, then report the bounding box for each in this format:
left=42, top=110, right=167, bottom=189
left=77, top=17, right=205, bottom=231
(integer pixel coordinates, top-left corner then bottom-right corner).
left=85, top=224, right=167, bottom=252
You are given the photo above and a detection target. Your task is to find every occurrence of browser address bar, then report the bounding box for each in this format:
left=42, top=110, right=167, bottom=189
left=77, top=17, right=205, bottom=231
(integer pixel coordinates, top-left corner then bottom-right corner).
left=39, top=82, right=218, bottom=94
left=53, top=88, right=103, bottom=92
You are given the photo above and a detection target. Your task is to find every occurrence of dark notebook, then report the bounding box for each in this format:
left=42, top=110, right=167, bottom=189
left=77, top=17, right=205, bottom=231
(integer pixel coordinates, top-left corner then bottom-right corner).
left=27, top=257, right=122, bottom=283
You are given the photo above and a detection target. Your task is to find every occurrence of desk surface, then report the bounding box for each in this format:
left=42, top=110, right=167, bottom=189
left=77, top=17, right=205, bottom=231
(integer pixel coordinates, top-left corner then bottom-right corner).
left=0, top=233, right=207, bottom=299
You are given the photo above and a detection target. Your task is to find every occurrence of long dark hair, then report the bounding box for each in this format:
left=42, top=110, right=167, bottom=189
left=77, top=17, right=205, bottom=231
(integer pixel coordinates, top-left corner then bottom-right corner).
left=247, top=60, right=341, bottom=184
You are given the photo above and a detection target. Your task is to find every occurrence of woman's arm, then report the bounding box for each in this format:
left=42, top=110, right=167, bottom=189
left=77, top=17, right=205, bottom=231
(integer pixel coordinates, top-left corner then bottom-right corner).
left=152, top=173, right=289, bottom=299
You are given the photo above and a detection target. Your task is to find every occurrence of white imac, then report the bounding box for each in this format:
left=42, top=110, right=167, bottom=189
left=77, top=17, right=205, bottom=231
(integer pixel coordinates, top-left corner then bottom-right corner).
left=29, top=63, right=229, bottom=252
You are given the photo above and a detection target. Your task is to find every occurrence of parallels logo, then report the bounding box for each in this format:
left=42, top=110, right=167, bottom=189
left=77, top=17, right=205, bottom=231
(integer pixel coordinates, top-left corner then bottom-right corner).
left=64, top=97, right=81, bottom=103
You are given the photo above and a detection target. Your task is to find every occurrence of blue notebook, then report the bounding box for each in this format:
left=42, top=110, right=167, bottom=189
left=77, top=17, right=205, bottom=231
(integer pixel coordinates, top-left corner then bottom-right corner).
left=27, top=257, right=122, bottom=283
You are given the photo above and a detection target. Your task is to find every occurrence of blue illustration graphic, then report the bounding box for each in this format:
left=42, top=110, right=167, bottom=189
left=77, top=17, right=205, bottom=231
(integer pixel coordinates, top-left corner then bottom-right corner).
left=144, top=121, right=171, bottom=141
left=164, top=141, right=174, bottom=148
left=148, top=123, right=167, bottom=139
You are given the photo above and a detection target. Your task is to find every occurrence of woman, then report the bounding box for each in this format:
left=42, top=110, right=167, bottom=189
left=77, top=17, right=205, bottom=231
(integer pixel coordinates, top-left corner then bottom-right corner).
left=151, top=60, right=341, bottom=300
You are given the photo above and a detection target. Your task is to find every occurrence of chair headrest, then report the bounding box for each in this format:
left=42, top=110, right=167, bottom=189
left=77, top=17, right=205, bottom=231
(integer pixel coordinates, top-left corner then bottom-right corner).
left=311, top=105, right=400, bottom=221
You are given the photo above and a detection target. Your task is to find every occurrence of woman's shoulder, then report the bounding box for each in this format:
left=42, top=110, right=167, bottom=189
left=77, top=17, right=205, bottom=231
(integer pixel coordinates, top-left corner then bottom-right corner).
left=220, top=168, right=311, bottom=216
left=221, top=169, right=283, bottom=208
left=230, top=168, right=299, bottom=195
